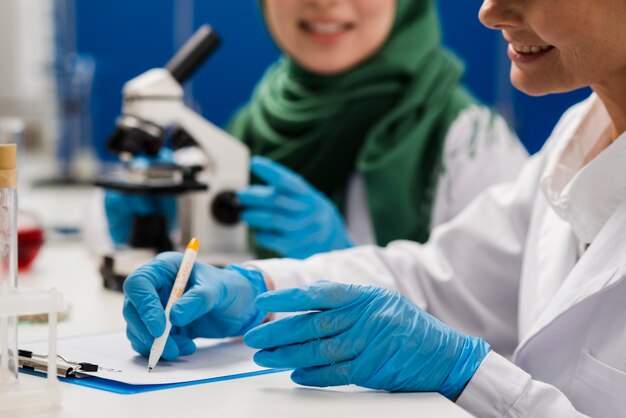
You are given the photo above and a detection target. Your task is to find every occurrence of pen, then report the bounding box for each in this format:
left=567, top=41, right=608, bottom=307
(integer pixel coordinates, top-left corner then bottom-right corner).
left=148, top=237, right=199, bottom=372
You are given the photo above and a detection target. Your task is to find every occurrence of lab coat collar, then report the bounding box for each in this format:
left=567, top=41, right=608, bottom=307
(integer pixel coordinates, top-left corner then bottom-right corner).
left=514, top=196, right=626, bottom=358
left=540, top=95, right=626, bottom=244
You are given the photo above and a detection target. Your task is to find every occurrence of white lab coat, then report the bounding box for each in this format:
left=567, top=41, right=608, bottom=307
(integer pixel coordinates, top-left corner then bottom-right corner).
left=249, top=94, right=626, bottom=417
left=345, top=104, right=528, bottom=245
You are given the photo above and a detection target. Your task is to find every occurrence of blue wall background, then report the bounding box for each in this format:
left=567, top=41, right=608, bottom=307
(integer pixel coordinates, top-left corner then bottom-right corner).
left=76, top=0, right=177, bottom=160
left=76, top=1, right=590, bottom=159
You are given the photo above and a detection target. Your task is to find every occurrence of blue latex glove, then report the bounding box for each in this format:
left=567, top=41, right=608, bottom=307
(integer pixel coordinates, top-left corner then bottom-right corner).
left=238, top=156, right=354, bottom=259
left=105, top=191, right=177, bottom=245
left=244, top=281, right=490, bottom=399
left=122, top=252, right=267, bottom=361
left=104, top=148, right=177, bottom=245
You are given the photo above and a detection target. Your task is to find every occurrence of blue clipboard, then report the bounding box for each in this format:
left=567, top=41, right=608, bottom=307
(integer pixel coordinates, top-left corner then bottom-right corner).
left=21, top=368, right=289, bottom=395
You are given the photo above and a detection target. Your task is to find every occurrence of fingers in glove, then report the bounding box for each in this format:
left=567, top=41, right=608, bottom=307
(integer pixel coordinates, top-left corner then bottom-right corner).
left=252, top=330, right=361, bottom=369
left=169, top=265, right=238, bottom=327
left=238, top=186, right=309, bottom=212
left=290, top=361, right=355, bottom=388
left=255, top=281, right=365, bottom=313
left=250, top=156, right=311, bottom=196
left=244, top=305, right=358, bottom=349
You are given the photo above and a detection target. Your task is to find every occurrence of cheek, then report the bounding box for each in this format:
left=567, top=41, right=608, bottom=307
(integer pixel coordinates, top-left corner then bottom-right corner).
left=263, top=0, right=299, bottom=48
left=572, top=34, right=626, bottom=82
left=356, top=0, right=396, bottom=34
left=355, top=0, right=396, bottom=14
left=553, top=38, right=618, bottom=87
left=534, top=6, right=626, bottom=86
left=350, top=0, right=396, bottom=58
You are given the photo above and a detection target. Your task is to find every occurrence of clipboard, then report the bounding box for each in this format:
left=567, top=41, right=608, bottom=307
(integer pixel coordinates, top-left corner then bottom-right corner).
left=19, top=332, right=289, bottom=395
left=20, top=366, right=287, bottom=395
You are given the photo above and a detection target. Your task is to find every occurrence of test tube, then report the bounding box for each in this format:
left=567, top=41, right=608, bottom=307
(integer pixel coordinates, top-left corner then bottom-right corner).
left=0, top=144, right=18, bottom=385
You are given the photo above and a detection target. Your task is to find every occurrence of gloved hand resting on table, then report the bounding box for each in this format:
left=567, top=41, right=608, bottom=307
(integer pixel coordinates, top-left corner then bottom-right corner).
left=105, top=148, right=177, bottom=245
left=238, top=156, right=354, bottom=259
left=244, top=281, right=490, bottom=399
left=123, top=252, right=268, bottom=361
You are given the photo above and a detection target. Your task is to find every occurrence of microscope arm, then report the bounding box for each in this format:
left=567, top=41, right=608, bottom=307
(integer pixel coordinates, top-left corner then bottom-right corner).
left=176, top=106, right=249, bottom=190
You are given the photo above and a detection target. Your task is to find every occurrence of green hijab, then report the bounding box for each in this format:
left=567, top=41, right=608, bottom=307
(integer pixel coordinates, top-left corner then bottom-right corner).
left=229, top=0, right=474, bottom=245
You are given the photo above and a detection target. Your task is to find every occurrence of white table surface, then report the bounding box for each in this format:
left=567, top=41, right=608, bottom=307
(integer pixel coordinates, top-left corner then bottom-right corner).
left=13, top=190, right=474, bottom=418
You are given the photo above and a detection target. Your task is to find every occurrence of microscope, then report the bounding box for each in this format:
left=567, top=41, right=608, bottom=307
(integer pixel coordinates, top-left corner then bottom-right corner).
left=97, top=25, right=252, bottom=290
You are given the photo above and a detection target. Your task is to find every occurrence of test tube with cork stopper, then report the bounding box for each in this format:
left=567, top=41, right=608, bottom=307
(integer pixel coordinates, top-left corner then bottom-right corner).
left=0, top=144, right=18, bottom=384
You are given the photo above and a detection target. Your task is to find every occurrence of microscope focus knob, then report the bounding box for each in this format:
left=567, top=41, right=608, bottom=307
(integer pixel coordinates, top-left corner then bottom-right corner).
left=212, top=191, right=241, bottom=225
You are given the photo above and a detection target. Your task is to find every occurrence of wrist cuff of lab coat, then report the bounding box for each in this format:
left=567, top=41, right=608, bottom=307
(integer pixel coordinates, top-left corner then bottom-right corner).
left=243, top=258, right=309, bottom=290
left=456, top=351, right=531, bottom=417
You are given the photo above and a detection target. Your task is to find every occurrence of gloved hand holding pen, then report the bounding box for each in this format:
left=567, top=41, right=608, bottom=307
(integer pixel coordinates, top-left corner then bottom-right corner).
left=238, top=156, right=355, bottom=259
left=122, top=252, right=268, bottom=361
left=244, top=281, right=490, bottom=399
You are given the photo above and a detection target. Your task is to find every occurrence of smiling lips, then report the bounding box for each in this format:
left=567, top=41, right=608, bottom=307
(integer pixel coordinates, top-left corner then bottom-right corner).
left=299, top=20, right=354, bottom=40
left=511, top=43, right=554, bottom=55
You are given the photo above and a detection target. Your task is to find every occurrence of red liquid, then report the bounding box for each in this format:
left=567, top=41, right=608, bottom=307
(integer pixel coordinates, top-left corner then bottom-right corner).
left=18, top=227, right=44, bottom=271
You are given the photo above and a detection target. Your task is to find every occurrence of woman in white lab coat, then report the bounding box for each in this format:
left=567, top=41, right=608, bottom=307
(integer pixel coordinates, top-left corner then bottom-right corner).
left=238, top=1, right=626, bottom=415
left=122, top=0, right=626, bottom=416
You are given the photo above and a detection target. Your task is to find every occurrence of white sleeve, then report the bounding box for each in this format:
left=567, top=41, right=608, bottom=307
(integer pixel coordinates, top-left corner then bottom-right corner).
left=431, top=105, right=529, bottom=227
left=247, top=151, right=547, bottom=354
left=457, top=352, right=588, bottom=417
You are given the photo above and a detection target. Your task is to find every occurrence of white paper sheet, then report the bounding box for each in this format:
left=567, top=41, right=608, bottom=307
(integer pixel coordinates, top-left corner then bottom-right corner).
left=22, top=331, right=271, bottom=385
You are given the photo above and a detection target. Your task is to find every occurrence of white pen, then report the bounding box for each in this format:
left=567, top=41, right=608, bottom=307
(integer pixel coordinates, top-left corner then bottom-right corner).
left=148, top=238, right=199, bottom=372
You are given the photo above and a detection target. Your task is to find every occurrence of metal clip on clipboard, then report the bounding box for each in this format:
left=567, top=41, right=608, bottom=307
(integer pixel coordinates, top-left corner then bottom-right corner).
left=18, top=349, right=119, bottom=378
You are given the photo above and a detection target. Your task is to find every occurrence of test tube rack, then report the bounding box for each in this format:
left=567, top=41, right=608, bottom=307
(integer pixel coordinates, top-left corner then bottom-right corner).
left=0, top=287, right=63, bottom=414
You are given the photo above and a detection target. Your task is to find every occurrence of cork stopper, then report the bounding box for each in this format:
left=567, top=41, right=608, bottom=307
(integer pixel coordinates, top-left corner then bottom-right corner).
left=0, top=144, right=17, bottom=187
left=0, top=144, right=16, bottom=169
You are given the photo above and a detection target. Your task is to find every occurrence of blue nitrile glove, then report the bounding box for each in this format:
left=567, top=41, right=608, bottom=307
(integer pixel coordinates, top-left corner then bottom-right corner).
left=105, top=191, right=177, bottom=245
left=244, top=281, right=490, bottom=399
left=122, top=252, right=267, bottom=361
left=237, top=156, right=354, bottom=259
left=104, top=148, right=177, bottom=245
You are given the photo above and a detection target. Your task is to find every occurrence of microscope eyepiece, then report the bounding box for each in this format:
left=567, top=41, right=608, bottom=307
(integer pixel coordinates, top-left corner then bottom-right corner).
left=165, top=24, right=220, bottom=84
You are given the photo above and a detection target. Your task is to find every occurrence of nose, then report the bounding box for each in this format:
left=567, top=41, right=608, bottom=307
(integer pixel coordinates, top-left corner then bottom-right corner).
left=479, top=0, right=523, bottom=30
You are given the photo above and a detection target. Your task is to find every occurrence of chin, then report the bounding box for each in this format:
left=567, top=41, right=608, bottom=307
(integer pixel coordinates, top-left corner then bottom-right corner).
left=298, top=61, right=354, bottom=76
left=294, top=53, right=366, bottom=77
left=511, top=80, right=551, bottom=97
left=511, top=68, right=584, bottom=97
left=511, top=70, right=562, bottom=97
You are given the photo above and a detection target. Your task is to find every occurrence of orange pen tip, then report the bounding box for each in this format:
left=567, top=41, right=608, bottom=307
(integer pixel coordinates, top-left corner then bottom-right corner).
left=187, top=238, right=200, bottom=252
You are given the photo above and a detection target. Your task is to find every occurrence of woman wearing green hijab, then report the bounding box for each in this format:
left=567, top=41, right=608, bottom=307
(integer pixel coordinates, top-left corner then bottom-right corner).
left=230, top=0, right=527, bottom=259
